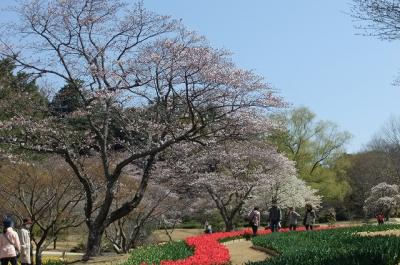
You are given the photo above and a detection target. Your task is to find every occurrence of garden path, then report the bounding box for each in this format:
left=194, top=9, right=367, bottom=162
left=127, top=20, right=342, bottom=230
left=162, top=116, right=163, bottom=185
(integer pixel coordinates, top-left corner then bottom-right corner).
left=223, top=238, right=270, bottom=265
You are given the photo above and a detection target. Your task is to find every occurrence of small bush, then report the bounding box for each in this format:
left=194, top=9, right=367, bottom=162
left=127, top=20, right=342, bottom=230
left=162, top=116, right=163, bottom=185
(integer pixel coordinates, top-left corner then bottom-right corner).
left=179, top=220, right=202, bottom=229
left=318, top=207, right=336, bottom=225
left=211, top=221, right=226, bottom=232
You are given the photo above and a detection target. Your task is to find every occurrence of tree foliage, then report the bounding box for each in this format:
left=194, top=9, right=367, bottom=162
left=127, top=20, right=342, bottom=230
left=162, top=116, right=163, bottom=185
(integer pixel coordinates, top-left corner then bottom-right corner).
left=50, top=81, right=85, bottom=115
left=0, top=58, right=47, bottom=121
left=268, top=107, right=351, bottom=202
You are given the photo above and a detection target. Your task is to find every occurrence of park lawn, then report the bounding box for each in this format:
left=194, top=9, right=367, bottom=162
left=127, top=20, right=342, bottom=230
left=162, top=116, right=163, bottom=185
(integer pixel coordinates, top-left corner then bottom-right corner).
left=152, top=228, right=204, bottom=242
left=248, top=224, right=400, bottom=265
left=43, top=233, right=85, bottom=252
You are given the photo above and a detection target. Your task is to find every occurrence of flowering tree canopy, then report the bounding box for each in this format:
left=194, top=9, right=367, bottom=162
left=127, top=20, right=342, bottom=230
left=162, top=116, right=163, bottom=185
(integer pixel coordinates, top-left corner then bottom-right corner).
left=351, top=0, right=400, bottom=41
left=0, top=0, right=284, bottom=257
left=175, top=140, right=296, bottom=231
left=247, top=172, right=322, bottom=212
left=364, top=182, right=400, bottom=218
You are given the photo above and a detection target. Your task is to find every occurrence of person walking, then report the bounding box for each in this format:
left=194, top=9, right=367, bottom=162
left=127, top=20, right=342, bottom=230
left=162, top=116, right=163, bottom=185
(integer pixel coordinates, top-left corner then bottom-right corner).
left=268, top=202, right=281, bottom=232
left=204, top=221, right=212, bottom=234
left=0, top=217, right=21, bottom=265
left=19, top=218, right=32, bottom=265
left=288, top=207, right=301, bottom=231
left=376, top=212, right=385, bottom=225
left=248, top=207, right=261, bottom=236
left=303, top=204, right=316, bottom=231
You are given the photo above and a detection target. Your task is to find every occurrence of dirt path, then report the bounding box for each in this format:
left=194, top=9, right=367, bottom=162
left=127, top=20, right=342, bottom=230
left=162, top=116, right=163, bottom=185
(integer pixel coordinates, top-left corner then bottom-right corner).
left=223, top=239, right=270, bottom=265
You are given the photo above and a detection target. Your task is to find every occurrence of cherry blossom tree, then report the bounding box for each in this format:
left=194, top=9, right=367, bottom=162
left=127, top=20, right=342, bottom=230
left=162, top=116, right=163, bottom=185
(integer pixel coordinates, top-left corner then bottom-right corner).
left=176, top=141, right=296, bottom=231
left=351, top=0, right=400, bottom=41
left=0, top=0, right=284, bottom=258
left=364, top=182, right=400, bottom=220
left=248, top=172, right=322, bottom=212
left=351, top=0, right=400, bottom=85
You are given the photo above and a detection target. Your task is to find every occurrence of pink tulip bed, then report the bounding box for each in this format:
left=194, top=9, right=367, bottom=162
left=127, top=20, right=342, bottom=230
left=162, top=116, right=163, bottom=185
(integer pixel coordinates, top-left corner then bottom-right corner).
left=124, top=226, right=334, bottom=265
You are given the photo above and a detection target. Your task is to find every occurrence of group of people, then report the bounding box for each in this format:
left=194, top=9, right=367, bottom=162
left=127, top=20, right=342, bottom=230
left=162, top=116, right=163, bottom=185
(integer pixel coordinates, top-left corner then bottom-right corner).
left=0, top=217, right=32, bottom=265
left=248, top=203, right=316, bottom=236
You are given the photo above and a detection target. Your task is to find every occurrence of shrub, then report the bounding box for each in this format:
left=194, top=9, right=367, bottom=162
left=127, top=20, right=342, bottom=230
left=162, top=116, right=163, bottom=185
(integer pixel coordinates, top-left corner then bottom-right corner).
left=318, top=207, right=336, bottom=225
left=179, top=220, right=202, bottom=229
left=211, top=221, right=226, bottom=232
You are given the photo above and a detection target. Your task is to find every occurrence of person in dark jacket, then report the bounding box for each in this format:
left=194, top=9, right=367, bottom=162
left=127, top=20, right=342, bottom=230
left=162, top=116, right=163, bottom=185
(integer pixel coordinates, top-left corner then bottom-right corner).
left=303, top=204, right=316, bottom=231
left=268, top=202, right=281, bottom=232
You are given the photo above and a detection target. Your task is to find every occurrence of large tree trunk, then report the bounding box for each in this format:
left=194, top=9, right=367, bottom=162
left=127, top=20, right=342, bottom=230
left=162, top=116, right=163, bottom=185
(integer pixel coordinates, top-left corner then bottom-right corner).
left=225, top=219, right=234, bottom=232
left=80, top=155, right=155, bottom=260
left=35, top=251, right=43, bottom=265
left=83, top=225, right=106, bottom=260
left=30, top=244, right=34, bottom=265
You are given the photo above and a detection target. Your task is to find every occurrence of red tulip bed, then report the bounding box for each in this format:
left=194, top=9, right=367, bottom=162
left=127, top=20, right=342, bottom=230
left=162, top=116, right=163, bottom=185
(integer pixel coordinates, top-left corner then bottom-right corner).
left=156, top=226, right=334, bottom=265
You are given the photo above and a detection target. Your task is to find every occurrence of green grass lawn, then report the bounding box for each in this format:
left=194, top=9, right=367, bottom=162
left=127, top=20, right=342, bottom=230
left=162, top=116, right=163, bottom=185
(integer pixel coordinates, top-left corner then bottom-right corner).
left=248, top=224, right=400, bottom=265
left=152, top=228, right=204, bottom=242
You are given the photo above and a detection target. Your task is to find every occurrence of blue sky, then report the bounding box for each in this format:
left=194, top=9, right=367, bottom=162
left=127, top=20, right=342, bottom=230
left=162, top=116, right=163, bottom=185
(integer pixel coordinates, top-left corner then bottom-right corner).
left=1, top=1, right=400, bottom=153
left=143, top=1, right=400, bottom=153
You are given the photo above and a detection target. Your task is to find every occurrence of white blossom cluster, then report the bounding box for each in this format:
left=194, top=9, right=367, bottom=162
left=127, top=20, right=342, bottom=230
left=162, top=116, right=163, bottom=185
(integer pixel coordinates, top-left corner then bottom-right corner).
left=364, top=182, right=400, bottom=215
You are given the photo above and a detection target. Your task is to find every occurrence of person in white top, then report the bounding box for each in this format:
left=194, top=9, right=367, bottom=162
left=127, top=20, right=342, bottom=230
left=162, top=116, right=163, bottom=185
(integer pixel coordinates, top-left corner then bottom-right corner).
left=288, top=207, right=301, bottom=231
left=19, top=218, right=32, bottom=265
left=0, top=217, right=21, bottom=265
